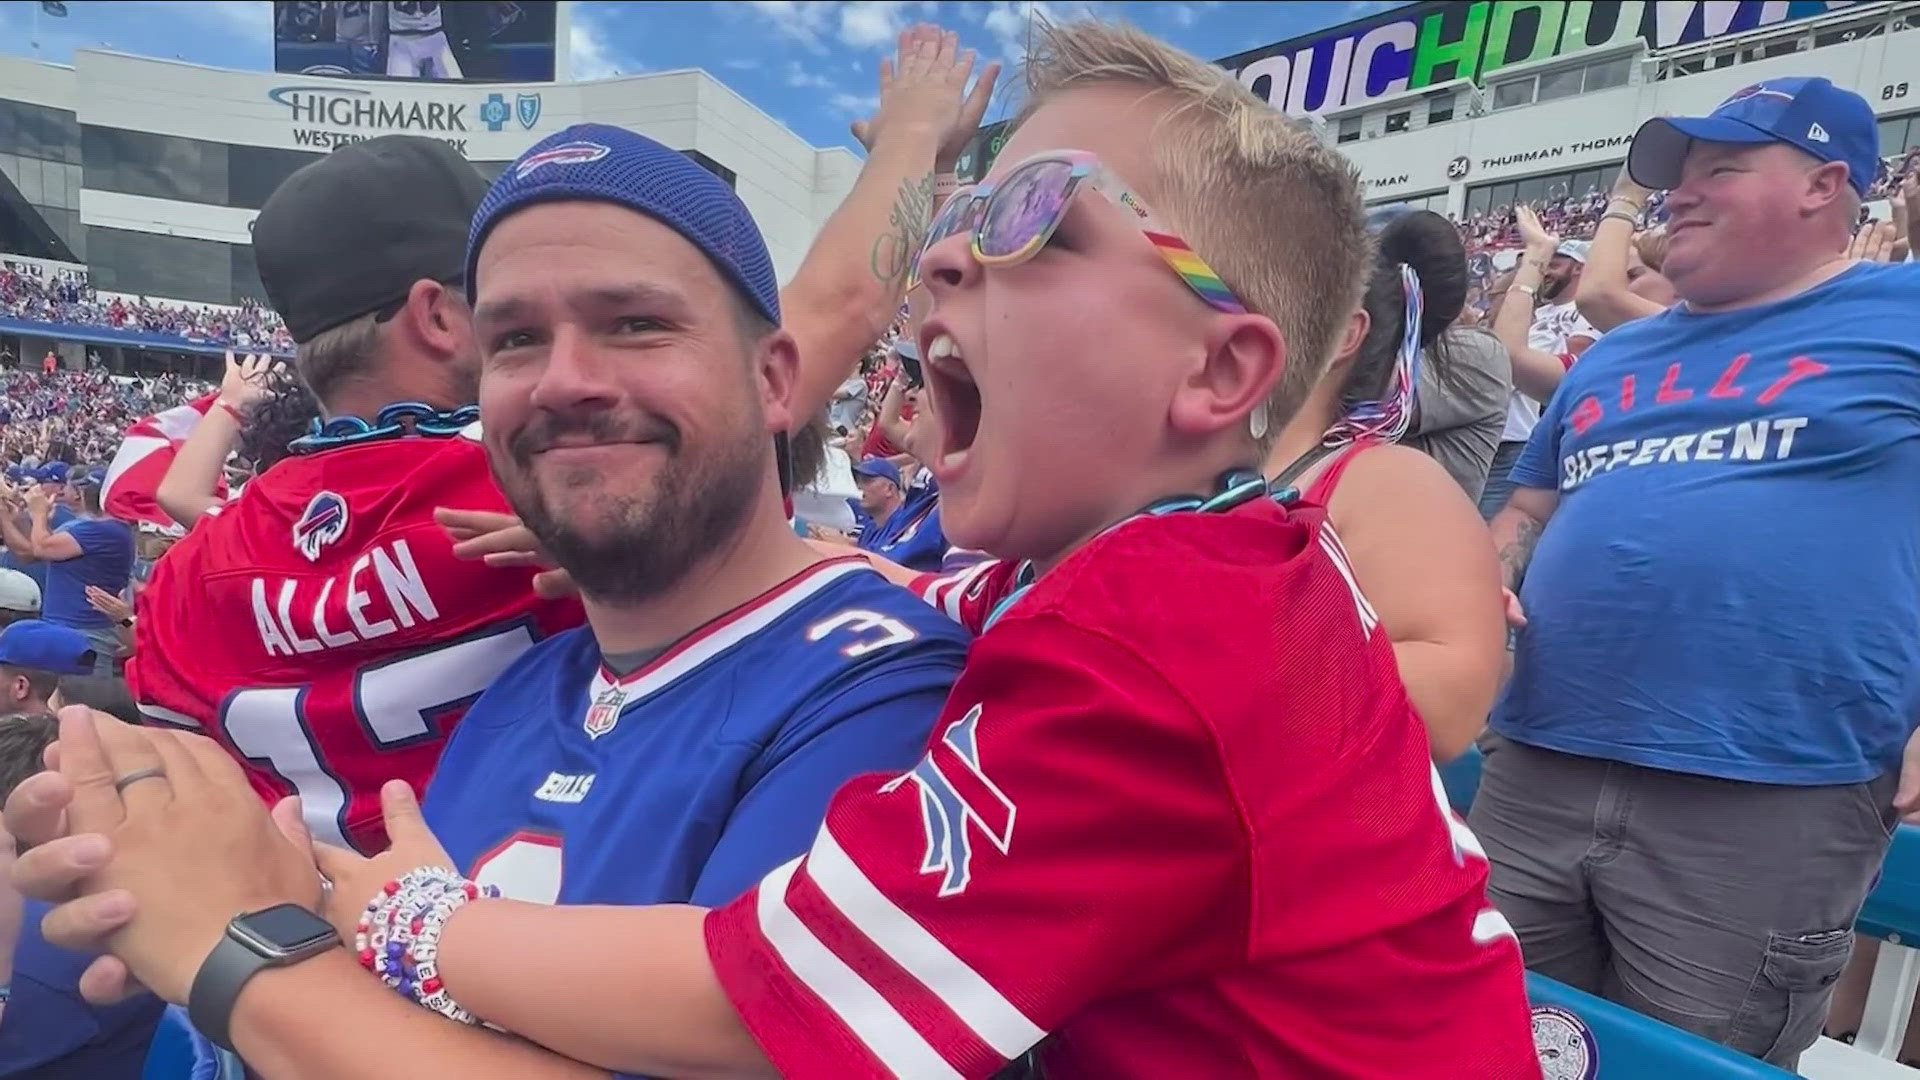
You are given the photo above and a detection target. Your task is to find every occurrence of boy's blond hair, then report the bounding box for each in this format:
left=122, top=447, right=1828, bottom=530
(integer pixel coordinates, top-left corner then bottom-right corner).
left=1018, top=21, right=1373, bottom=444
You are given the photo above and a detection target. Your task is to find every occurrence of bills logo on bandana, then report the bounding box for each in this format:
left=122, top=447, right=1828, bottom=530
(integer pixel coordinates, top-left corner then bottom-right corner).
left=515, top=141, right=610, bottom=180
left=583, top=685, right=627, bottom=740
left=292, top=490, right=349, bottom=562
left=879, top=703, right=1016, bottom=896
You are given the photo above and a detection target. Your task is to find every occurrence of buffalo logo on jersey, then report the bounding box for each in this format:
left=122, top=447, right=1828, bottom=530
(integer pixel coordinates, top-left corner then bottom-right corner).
left=879, top=704, right=1015, bottom=897
left=584, top=685, right=627, bottom=740
left=293, top=490, right=350, bottom=562
left=514, top=141, right=610, bottom=180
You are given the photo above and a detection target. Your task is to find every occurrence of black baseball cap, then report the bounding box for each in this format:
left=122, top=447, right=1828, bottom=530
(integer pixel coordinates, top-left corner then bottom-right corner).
left=254, top=136, right=489, bottom=344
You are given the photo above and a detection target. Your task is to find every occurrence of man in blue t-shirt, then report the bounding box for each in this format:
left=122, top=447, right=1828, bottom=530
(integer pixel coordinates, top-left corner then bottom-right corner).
left=0, top=470, right=132, bottom=675
left=1479, top=77, right=1917, bottom=1069
left=0, top=464, right=77, bottom=597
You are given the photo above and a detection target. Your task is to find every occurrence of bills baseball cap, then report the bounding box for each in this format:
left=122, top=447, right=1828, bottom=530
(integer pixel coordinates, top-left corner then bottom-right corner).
left=1554, top=239, right=1590, bottom=264
left=1628, top=77, right=1880, bottom=197
left=0, top=570, right=39, bottom=615
left=0, top=620, right=95, bottom=676
left=254, top=135, right=490, bottom=343
left=851, top=457, right=902, bottom=487
left=466, top=124, right=780, bottom=326
left=34, top=462, right=67, bottom=484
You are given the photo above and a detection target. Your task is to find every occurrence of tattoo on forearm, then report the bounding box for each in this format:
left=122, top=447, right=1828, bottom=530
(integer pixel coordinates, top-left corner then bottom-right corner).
left=1497, top=517, right=1542, bottom=588
left=870, top=172, right=937, bottom=289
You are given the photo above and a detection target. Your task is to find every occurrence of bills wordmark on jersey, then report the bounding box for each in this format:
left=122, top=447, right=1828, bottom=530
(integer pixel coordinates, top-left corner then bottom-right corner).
left=880, top=703, right=1016, bottom=897
left=294, top=490, right=350, bottom=562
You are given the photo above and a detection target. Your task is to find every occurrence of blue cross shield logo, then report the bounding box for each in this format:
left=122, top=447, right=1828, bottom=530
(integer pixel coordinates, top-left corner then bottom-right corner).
left=516, top=93, right=542, bottom=130
left=479, top=92, right=510, bottom=132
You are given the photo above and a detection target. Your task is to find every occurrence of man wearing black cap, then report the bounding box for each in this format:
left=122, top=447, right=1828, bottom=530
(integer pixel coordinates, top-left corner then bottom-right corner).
left=127, top=133, right=586, bottom=855
left=1482, top=76, right=1920, bottom=1065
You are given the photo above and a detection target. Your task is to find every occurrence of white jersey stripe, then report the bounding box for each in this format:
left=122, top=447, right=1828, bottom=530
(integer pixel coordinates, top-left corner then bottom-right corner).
left=807, top=824, right=1048, bottom=1058
left=137, top=702, right=202, bottom=730
left=937, top=560, right=996, bottom=623
left=593, top=560, right=870, bottom=704
left=756, top=856, right=963, bottom=1080
left=1473, top=906, right=1517, bottom=945
left=1316, top=527, right=1380, bottom=636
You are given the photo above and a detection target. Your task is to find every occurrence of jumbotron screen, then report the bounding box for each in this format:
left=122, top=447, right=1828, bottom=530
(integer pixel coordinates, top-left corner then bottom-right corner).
left=272, top=1, right=559, bottom=83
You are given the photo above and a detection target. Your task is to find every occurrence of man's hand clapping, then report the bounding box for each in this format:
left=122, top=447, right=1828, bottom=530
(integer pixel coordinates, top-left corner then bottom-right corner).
left=10, top=709, right=327, bottom=1005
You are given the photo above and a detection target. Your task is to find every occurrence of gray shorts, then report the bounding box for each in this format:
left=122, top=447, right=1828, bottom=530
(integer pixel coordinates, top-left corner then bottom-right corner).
left=1468, top=734, right=1897, bottom=1068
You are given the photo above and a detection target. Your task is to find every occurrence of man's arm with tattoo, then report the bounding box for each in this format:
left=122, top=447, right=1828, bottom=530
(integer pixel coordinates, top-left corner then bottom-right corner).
left=1488, top=486, right=1560, bottom=590
left=779, top=24, right=998, bottom=427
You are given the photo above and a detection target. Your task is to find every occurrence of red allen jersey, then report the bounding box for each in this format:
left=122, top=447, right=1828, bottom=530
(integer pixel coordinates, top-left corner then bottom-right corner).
left=128, top=430, right=582, bottom=852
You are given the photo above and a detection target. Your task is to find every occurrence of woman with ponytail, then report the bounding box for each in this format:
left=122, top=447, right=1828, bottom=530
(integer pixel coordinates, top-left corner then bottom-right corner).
left=1264, top=209, right=1507, bottom=761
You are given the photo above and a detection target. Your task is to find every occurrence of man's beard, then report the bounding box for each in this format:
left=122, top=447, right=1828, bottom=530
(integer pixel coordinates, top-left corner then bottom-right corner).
left=501, top=409, right=769, bottom=603
left=1541, top=273, right=1571, bottom=302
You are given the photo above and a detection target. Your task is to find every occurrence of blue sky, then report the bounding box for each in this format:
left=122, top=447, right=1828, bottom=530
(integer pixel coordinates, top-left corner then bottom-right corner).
left=0, top=0, right=1397, bottom=150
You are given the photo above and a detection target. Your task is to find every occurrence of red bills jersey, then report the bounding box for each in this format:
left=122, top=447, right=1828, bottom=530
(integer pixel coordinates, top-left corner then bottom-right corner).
left=128, top=429, right=582, bottom=852
left=707, top=500, right=1538, bottom=1078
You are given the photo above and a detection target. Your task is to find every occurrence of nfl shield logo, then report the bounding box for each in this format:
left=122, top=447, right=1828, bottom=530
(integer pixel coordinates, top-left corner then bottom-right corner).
left=584, top=686, right=626, bottom=740
left=516, top=93, right=542, bottom=130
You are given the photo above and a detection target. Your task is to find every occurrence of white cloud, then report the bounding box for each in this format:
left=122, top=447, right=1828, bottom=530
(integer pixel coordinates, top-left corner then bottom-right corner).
left=568, top=18, right=622, bottom=78
left=831, top=91, right=881, bottom=116
left=1168, top=4, right=1199, bottom=28
left=837, top=2, right=908, bottom=50
left=785, top=61, right=834, bottom=90
left=981, top=1, right=1106, bottom=67
left=742, top=0, right=837, bottom=51
left=570, top=12, right=634, bottom=79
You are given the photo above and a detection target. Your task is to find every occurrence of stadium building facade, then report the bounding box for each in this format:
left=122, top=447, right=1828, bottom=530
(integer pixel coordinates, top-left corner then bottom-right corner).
left=0, top=48, right=862, bottom=307
left=1217, top=0, right=1920, bottom=217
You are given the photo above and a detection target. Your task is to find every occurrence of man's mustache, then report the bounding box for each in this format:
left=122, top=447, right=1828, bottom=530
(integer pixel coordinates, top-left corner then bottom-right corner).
left=508, top=412, right=681, bottom=462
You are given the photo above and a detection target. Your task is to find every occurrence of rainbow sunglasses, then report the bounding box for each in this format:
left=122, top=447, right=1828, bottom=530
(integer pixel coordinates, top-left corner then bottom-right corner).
left=912, top=150, right=1247, bottom=314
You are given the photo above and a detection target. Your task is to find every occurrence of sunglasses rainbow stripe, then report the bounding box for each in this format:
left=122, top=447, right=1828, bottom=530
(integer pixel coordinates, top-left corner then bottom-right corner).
left=913, top=150, right=1248, bottom=315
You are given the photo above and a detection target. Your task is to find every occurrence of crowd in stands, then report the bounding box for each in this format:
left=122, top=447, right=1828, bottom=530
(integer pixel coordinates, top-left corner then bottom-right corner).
left=0, top=265, right=292, bottom=353
left=0, top=363, right=210, bottom=466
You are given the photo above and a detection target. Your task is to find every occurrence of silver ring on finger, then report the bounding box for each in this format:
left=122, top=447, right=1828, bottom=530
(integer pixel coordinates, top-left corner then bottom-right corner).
left=112, top=767, right=167, bottom=794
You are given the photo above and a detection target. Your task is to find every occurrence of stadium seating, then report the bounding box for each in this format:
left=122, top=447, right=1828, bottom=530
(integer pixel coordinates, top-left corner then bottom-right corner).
left=1528, top=972, right=1796, bottom=1078
left=1850, top=825, right=1920, bottom=1061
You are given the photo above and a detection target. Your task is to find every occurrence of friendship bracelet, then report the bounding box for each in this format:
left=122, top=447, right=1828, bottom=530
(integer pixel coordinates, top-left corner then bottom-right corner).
left=355, top=867, right=499, bottom=1027
left=1601, top=211, right=1641, bottom=228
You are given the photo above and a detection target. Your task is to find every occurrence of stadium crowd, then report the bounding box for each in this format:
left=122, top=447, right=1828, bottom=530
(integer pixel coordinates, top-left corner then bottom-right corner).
left=1, top=264, right=292, bottom=353
left=0, top=15, right=1918, bottom=1080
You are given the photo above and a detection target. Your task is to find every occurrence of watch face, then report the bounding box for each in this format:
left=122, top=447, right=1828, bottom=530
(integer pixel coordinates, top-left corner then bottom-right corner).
left=234, top=904, right=337, bottom=957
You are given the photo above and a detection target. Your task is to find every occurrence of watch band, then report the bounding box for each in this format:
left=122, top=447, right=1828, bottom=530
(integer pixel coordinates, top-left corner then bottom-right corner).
left=189, top=933, right=262, bottom=1051
left=188, top=911, right=338, bottom=1052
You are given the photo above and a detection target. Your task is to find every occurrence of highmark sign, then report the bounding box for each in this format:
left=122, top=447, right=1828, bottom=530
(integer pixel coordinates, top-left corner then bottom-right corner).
left=1219, top=0, right=1856, bottom=117
left=266, top=85, right=545, bottom=156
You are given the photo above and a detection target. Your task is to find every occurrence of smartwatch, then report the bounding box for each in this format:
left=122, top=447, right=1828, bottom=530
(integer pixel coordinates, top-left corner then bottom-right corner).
left=188, top=903, right=340, bottom=1051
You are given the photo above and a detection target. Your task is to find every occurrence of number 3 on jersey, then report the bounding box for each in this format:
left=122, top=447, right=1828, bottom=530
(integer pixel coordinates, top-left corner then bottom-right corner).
left=218, top=623, right=539, bottom=850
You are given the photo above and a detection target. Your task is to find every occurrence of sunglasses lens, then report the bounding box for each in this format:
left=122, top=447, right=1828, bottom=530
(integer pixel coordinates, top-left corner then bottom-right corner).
left=911, top=189, right=979, bottom=282
left=978, top=159, right=1077, bottom=259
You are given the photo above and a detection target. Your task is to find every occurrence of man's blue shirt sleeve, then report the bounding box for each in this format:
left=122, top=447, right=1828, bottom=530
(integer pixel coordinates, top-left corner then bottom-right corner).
left=688, top=654, right=959, bottom=907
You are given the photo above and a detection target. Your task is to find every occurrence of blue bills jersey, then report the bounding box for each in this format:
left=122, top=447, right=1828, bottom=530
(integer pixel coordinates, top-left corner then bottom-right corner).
left=424, top=557, right=969, bottom=909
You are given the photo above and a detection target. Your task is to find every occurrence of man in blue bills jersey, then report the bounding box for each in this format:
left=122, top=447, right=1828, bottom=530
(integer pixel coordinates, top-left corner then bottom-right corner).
left=422, top=124, right=969, bottom=908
